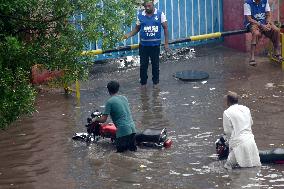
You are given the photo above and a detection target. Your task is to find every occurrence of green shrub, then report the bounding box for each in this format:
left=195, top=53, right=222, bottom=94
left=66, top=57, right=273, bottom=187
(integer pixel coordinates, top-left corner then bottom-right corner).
left=0, top=66, right=36, bottom=129
left=0, top=0, right=137, bottom=128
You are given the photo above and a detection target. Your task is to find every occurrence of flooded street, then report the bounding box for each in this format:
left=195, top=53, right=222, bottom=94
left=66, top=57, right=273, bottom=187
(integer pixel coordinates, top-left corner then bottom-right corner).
left=0, top=45, right=284, bottom=189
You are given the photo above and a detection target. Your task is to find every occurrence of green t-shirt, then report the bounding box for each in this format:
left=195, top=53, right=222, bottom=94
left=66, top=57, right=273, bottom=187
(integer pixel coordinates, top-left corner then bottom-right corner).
left=103, top=95, right=136, bottom=138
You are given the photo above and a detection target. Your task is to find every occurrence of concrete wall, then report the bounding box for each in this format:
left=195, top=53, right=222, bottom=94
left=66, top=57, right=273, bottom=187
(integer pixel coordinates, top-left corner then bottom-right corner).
left=223, top=1, right=247, bottom=52
left=223, top=0, right=280, bottom=53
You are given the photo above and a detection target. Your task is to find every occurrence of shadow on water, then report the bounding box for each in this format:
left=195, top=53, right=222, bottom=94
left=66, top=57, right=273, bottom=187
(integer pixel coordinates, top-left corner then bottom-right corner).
left=1, top=45, right=284, bottom=189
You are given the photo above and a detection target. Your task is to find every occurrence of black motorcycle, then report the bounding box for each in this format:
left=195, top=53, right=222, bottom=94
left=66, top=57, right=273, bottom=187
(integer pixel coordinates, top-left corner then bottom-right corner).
left=215, top=136, right=284, bottom=164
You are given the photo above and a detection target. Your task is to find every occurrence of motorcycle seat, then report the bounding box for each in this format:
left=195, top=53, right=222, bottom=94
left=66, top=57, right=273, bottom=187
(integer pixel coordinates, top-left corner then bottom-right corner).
left=136, top=128, right=167, bottom=144
left=259, top=148, right=284, bottom=164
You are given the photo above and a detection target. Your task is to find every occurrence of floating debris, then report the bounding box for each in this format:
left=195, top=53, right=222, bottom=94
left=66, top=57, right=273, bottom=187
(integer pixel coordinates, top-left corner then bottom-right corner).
left=194, top=132, right=213, bottom=139
left=160, top=47, right=196, bottom=62
left=181, top=103, right=190, bottom=106
left=140, top=165, right=147, bottom=168
left=222, top=175, right=229, bottom=178
left=241, top=94, right=249, bottom=98
left=17, top=133, right=26, bottom=136
left=264, top=174, right=280, bottom=179
left=182, top=173, right=193, bottom=177
left=265, top=83, right=275, bottom=88
left=190, top=127, right=200, bottom=130
left=169, top=170, right=181, bottom=175
left=189, top=162, right=200, bottom=165
left=116, top=56, right=140, bottom=68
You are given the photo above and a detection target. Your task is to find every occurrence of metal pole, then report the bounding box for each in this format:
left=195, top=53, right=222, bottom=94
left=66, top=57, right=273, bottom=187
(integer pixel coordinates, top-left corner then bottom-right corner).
left=81, top=29, right=249, bottom=56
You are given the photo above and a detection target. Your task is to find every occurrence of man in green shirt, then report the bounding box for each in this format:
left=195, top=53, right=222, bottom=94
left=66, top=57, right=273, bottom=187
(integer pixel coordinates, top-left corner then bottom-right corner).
left=94, top=81, right=137, bottom=152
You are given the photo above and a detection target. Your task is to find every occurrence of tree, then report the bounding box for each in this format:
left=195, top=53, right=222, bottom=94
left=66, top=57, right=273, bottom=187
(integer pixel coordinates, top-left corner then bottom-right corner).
left=0, top=0, right=138, bottom=128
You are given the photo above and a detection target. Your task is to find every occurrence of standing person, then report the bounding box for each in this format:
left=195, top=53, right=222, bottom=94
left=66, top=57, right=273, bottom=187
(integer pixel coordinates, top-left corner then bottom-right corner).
left=223, top=91, right=261, bottom=169
left=93, top=81, right=137, bottom=153
left=124, top=0, right=169, bottom=88
left=244, top=0, right=282, bottom=66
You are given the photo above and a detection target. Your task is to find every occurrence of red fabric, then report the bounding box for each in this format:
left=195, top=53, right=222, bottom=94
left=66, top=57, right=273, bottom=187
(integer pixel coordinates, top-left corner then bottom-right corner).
left=31, top=64, right=63, bottom=85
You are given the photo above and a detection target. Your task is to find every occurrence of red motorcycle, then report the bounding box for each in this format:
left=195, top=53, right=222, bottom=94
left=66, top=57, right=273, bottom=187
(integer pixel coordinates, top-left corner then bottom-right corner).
left=72, top=111, right=173, bottom=149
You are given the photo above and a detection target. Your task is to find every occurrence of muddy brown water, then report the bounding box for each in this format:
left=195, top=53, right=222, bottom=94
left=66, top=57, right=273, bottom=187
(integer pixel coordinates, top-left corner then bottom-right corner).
left=0, top=45, right=284, bottom=189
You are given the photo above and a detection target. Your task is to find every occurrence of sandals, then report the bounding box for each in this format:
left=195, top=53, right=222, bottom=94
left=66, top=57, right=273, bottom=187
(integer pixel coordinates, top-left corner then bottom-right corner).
left=273, top=54, right=283, bottom=62
left=249, top=59, right=257, bottom=66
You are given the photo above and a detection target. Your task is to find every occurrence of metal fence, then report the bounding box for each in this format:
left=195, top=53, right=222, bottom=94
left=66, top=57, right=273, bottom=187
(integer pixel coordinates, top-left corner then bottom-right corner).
left=76, top=0, right=223, bottom=60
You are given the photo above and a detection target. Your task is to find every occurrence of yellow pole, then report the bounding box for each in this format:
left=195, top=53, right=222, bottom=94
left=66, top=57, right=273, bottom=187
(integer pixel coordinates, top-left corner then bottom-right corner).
left=189, top=32, right=222, bottom=41
left=81, top=49, right=103, bottom=56
left=63, top=82, right=69, bottom=94
left=130, top=44, right=139, bottom=50
left=76, top=80, right=80, bottom=100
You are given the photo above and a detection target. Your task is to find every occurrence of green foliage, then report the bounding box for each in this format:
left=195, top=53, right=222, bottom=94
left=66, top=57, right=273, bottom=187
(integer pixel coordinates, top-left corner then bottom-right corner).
left=0, top=66, right=36, bottom=128
left=77, top=0, right=138, bottom=49
left=0, top=0, right=137, bottom=128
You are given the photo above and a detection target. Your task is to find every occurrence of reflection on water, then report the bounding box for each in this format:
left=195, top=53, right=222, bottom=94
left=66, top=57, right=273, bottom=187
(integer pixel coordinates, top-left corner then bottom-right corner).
left=139, top=87, right=169, bottom=131
left=1, top=46, right=284, bottom=189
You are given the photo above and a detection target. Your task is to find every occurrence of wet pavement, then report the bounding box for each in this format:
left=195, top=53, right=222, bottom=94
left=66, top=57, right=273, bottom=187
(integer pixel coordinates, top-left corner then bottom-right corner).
left=0, top=44, right=284, bottom=189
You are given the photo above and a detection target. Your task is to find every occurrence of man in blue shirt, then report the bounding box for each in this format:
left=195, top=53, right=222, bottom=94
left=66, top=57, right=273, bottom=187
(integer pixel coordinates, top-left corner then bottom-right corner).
left=125, top=0, right=169, bottom=88
left=93, top=81, right=137, bottom=152
left=244, top=0, right=282, bottom=66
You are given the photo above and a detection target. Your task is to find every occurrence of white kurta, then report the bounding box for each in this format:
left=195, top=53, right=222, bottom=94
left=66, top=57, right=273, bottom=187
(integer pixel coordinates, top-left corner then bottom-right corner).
left=223, top=104, right=261, bottom=168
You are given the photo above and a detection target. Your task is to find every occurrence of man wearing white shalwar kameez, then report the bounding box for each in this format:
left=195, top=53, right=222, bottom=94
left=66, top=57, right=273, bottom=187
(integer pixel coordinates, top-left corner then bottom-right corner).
left=223, top=91, right=261, bottom=169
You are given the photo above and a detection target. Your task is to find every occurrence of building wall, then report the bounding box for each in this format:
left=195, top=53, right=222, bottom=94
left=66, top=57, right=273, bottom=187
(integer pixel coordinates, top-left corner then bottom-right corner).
left=223, top=0, right=280, bottom=53
left=280, top=0, right=284, bottom=32
left=223, top=1, right=246, bottom=52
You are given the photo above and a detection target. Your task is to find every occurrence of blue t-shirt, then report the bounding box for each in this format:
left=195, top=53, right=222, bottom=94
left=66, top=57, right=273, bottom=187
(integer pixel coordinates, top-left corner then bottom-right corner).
left=103, top=95, right=136, bottom=138
left=244, top=0, right=269, bottom=27
left=138, top=10, right=162, bottom=46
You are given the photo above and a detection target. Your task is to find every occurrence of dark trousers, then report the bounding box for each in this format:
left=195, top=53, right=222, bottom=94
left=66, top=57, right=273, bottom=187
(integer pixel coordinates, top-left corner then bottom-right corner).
left=139, top=45, right=160, bottom=85
left=116, top=133, right=137, bottom=153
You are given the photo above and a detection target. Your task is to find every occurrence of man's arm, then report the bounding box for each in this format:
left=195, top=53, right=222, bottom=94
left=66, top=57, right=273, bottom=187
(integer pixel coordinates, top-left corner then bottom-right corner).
left=124, top=25, right=141, bottom=39
left=265, top=11, right=272, bottom=24
left=94, top=100, right=110, bottom=123
left=265, top=0, right=272, bottom=24
left=245, top=15, right=271, bottom=31
left=223, top=112, right=232, bottom=138
left=245, top=15, right=262, bottom=27
left=162, top=21, right=169, bottom=50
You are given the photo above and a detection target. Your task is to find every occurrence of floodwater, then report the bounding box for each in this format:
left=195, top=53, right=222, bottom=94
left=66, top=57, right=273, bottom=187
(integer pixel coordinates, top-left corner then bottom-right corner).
left=0, top=45, right=284, bottom=189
